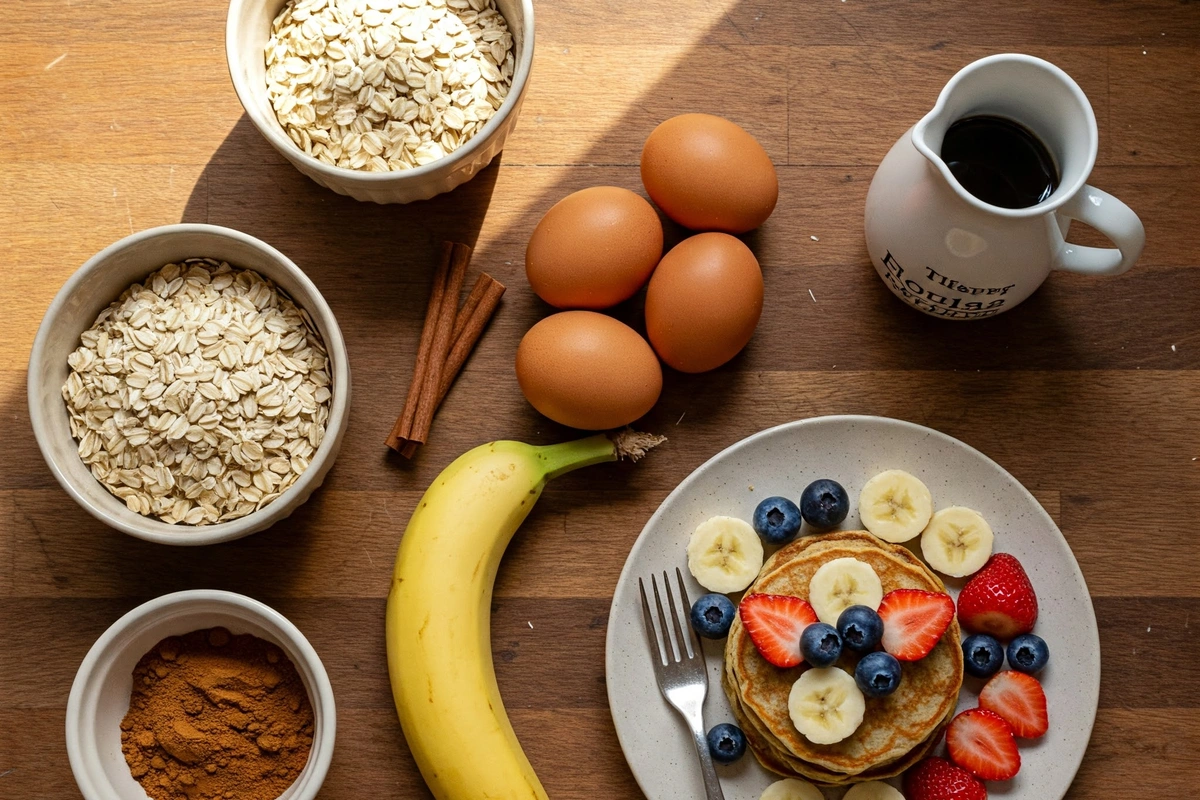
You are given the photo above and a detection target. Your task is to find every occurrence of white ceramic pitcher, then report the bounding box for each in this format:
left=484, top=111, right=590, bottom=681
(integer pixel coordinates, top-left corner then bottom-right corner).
left=864, top=54, right=1145, bottom=319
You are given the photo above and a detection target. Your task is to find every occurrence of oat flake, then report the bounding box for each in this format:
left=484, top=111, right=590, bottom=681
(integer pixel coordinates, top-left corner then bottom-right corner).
left=62, top=259, right=333, bottom=526
left=266, top=0, right=515, bottom=171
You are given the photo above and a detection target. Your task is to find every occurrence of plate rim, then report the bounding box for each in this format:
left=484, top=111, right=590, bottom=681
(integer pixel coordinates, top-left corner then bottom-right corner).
left=604, top=414, right=1101, bottom=798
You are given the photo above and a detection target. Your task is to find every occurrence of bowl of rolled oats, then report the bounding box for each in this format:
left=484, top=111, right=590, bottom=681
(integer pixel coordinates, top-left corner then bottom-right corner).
left=28, top=224, right=351, bottom=545
left=226, top=0, right=534, bottom=204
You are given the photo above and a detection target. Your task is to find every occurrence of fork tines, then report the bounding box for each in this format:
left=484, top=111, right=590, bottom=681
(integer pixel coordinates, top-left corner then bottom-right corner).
left=639, top=567, right=702, bottom=666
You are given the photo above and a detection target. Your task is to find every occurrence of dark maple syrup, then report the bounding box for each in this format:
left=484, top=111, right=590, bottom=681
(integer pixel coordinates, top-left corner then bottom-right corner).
left=941, top=115, right=1060, bottom=209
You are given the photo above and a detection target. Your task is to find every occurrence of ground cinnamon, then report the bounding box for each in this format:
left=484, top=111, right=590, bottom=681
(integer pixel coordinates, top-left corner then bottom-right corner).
left=120, top=627, right=314, bottom=800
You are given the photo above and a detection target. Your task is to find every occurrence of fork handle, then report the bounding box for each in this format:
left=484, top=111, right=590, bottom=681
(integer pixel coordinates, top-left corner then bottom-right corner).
left=683, top=710, right=727, bottom=800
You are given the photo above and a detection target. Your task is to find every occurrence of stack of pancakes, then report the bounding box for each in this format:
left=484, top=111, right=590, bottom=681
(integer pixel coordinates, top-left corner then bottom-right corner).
left=723, top=531, right=963, bottom=786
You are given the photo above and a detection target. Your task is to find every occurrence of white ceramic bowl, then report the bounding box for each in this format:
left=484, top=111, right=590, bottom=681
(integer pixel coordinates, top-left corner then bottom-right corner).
left=27, top=224, right=351, bottom=546
left=226, top=0, right=535, bottom=204
left=66, top=590, right=336, bottom=800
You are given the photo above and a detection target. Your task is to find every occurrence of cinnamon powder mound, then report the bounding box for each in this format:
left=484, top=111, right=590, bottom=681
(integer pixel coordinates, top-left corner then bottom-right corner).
left=120, top=627, right=314, bottom=800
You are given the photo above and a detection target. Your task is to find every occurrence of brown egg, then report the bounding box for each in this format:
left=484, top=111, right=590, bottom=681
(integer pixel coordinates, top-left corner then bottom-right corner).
left=526, top=186, right=664, bottom=309
left=515, top=311, right=663, bottom=430
left=640, top=113, right=778, bottom=234
left=644, top=233, right=763, bottom=373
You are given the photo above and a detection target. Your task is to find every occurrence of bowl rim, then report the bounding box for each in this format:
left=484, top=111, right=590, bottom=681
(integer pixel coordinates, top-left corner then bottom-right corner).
left=65, top=589, right=337, bottom=800
left=225, top=0, right=536, bottom=184
left=27, top=223, right=351, bottom=546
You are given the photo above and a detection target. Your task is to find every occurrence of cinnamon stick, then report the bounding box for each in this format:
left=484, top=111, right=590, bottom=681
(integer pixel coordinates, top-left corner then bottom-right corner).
left=450, top=272, right=490, bottom=345
left=385, top=242, right=454, bottom=451
left=407, top=242, right=471, bottom=445
left=438, top=274, right=506, bottom=405
left=399, top=274, right=506, bottom=460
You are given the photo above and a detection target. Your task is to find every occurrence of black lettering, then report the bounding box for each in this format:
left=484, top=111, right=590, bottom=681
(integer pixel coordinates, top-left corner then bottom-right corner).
left=924, top=266, right=951, bottom=287
left=881, top=251, right=904, bottom=279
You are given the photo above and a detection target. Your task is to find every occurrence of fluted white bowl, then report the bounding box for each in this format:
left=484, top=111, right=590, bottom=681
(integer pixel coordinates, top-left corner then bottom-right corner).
left=28, top=224, right=351, bottom=545
left=66, top=591, right=336, bottom=800
left=226, top=0, right=535, bottom=204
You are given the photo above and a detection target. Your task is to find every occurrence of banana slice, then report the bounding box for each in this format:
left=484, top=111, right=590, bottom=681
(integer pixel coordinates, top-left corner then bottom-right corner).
left=859, top=469, right=934, bottom=543
left=788, top=667, right=866, bottom=745
left=686, top=516, right=764, bottom=593
left=760, top=778, right=825, bottom=800
left=920, top=506, right=994, bottom=577
left=843, top=782, right=905, bottom=800
left=807, top=557, right=883, bottom=625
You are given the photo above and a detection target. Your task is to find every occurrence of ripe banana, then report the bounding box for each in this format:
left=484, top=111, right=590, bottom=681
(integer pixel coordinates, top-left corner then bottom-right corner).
left=386, top=431, right=663, bottom=800
left=687, top=515, right=764, bottom=593
left=788, top=666, right=866, bottom=744
left=808, top=556, right=883, bottom=625
left=843, top=781, right=905, bottom=800
left=859, top=469, right=933, bottom=543
left=760, top=778, right=825, bottom=800
left=920, top=506, right=994, bottom=577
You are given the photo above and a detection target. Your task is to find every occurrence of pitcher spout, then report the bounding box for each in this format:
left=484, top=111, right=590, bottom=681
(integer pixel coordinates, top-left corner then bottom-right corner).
left=912, top=104, right=956, bottom=170
left=910, top=54, right=1007, bottom=170
left=908, top=53, right=1098, bottom=218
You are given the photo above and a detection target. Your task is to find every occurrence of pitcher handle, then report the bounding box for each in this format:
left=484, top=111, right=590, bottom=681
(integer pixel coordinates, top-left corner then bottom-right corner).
left=1051, top=184, right=1145, bottom=276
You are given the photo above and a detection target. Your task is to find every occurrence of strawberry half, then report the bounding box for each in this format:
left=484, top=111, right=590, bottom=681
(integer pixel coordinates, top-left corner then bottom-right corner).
left=738, top=594, right=818, bottom=668
left=957, top=553, right=1038, bottom=640
left=904, top=756, right=989, bottom=800
left=979, top=670, right=1049, bottom=738
left=947, top=708, right=1021, bottom=781
left=878, top=589, right=955, bottom=661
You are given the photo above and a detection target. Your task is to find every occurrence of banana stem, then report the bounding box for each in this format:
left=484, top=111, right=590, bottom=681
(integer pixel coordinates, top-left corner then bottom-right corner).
left=535, top=434, right=619, bottom=480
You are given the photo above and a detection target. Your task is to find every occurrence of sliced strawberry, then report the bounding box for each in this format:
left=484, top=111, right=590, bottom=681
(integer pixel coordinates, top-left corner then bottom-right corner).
left=904, top=756, right=989, bottom=800
left=957, top=553, right=1038, bottom=640
left=877, top=589, right=955, bottom=661
left=947, top=708, right=1021, bottom=781
left=738, top=594, right=818, bottom=668
left=979, top=670, right=1049, bottom=738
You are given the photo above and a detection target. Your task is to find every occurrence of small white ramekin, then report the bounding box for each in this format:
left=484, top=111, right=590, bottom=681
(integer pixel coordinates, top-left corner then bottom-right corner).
left=226, top=0, right=535, bottom=204
left=66, top=590, right=336, bottom=800
left=27, top=224, right=351, bottom=546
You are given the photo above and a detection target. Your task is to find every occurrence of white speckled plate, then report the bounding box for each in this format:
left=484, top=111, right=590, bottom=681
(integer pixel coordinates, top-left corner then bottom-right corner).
left=606, top=416, right=1099, bottom=800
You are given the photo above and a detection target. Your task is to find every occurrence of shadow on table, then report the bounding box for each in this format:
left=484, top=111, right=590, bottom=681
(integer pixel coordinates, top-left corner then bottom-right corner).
left=179, top=115, right=504, bottom=253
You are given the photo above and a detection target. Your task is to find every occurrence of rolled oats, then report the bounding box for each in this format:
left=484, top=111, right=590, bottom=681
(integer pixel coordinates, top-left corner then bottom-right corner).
left=62, top=259, right=333, bottom=526
left=266, top=0, right=515, bottom=172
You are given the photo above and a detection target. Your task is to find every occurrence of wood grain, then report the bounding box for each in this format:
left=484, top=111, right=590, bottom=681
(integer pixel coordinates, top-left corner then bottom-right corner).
left=2, top=0, right=1199, bottom=797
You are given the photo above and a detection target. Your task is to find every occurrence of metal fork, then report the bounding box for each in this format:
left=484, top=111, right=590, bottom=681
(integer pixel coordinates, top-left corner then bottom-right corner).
left=639, top=568, right=726, bottom=800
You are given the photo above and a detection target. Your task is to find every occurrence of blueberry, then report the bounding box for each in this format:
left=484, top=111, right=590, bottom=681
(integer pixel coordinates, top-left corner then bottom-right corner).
left=1007, top=633, right=1049, bottom=674
left=800, top=479, right=850, bottom=530
left=800, top=622, right=843, bottom=667
left=752, top=496, right=803, bottom=545
left=706, top=723, right=747, bottom=764
left=855, top=651, right=903, bottom=698
left=961, top=633, right=1005, bottom=679
left=836, top=605, right=884, bottom=653
left=690, top=593, right=737, bottom=640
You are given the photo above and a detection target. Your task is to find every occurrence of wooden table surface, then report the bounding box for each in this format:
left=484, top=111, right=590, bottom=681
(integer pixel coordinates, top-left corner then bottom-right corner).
left=3, top=0, right=1199, bottom=797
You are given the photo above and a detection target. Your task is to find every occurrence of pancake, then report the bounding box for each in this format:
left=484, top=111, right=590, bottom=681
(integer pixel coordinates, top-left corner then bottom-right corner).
left=723, top=636, right=953, bottom=785
left=724, top=531, right=963, bottom=779
left=724, top=657, right=952, bottom=785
